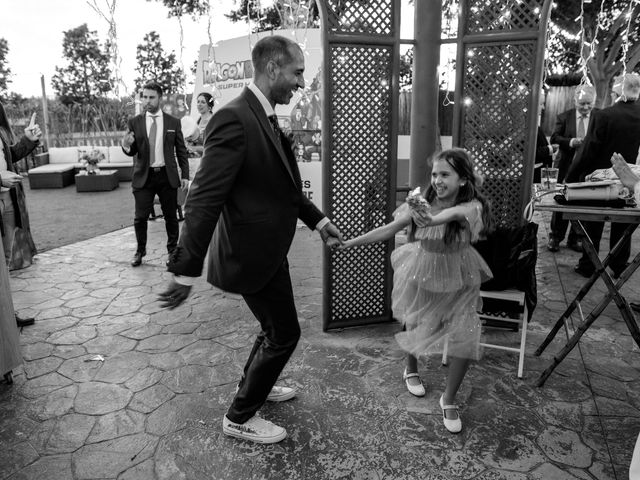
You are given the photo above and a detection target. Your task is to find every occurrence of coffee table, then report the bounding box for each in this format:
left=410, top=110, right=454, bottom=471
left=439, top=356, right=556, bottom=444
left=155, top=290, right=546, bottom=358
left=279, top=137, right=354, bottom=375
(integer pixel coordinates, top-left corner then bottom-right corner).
left=75, top=170, right=119, bottom=192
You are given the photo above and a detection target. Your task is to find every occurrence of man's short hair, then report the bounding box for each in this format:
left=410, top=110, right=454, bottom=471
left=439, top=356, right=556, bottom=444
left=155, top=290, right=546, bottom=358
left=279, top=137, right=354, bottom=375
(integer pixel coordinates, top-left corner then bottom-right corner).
left=574, top=85, right=595, bottom=102
left=622, top=73, right=640, bottom=100
left=252, top=36, right=300, bottom=74
left=142, top=80, right=163, bottom=96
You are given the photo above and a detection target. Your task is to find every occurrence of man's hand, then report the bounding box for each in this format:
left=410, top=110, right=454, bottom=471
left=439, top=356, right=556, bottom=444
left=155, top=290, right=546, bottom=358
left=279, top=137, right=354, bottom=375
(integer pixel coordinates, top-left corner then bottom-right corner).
left=319, top=222, right=343, bottom=251
left=158, top=280, right=192, bottom=310
left=1, top=171, right=23, bottom=188
left=181, top=179, right=190, bottom=190
left=570, top=138, right=584, bottom=148
left=611, top=153, right=639, bottom=190
left=122, top=130, right=135, bottom=149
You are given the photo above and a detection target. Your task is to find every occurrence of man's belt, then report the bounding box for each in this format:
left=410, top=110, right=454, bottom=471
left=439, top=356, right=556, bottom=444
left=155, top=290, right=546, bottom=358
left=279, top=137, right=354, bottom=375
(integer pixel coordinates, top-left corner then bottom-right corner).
left=151, top=166, right=165, bottom=172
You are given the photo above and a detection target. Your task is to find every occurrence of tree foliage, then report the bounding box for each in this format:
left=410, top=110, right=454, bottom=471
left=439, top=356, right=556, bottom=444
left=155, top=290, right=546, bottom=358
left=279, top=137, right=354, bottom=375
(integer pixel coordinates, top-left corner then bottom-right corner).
left=548, top=0, right=640, bottom=106
left=51, top=24, right=113, bottom=106
left=134, top=31, right=185, bottom=95
left=148, top=0, right=209, bottom=17
left=0, top=38, right=11, bottom=100
left=226, top=0, right=320, bottom=32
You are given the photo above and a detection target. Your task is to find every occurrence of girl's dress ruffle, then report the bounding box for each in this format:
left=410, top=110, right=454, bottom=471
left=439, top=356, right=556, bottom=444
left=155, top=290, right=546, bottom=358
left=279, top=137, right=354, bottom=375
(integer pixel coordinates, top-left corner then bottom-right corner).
left=392, top=200, right=492, bottom=360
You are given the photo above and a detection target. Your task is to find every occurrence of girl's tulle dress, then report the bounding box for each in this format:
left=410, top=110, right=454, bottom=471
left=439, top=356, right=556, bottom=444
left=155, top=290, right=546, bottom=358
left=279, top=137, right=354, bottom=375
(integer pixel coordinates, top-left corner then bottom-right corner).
left=393, top=199, right=492, bottom=360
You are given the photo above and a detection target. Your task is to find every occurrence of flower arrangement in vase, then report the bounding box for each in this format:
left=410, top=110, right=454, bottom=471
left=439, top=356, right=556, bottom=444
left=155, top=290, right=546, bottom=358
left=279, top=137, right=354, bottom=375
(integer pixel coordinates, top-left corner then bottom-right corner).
left=80, top=149, right=105, bottom=175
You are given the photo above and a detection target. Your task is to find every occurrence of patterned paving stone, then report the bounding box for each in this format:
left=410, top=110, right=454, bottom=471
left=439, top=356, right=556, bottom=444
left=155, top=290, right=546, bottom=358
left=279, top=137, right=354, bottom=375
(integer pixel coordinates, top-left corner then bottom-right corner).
left=18, top=372, right=73, bottom=400
left=23, top=356, right=64, bottom=379
left=537, top=426, right=592, bottom=468
left=42, top=413, right=95, bottom=454
left=83, top=334, right=137, bottom=356
left=27, top=385, right=77, bottom=421
left=74, top=382, right=132, bottom=415
left=72, top=432, right=158, bottom=479
left=130, top=384, right=176, bottom=413
left=137, top=333, right=199, bottom=353
left=87, top=409, right=146, bottom=444
left=93, top=351, right=150, bottom=384
left=47, top=326, right=97, bottom=345
left=5, top=454, right=73, bottom=480
left=4, top=222, right=639, bottom=479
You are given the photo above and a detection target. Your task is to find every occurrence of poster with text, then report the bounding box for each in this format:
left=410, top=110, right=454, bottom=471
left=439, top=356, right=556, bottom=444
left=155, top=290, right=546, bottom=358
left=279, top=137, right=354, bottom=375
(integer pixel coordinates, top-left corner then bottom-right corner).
left=191, top=29, right=323, bottom=209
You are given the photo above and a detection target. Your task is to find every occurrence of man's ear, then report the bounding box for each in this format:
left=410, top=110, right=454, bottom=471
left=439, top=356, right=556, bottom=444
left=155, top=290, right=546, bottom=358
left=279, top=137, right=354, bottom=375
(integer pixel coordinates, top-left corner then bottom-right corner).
left=266, top=60, right=278, bottom=79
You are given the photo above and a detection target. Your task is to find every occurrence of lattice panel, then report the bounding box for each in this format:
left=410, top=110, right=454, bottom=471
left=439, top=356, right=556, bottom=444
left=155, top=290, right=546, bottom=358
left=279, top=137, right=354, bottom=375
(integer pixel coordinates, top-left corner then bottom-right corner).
left=466, top=0, right=544, bottom=33
left=327, top=44, right=394, bottom=324
left=461, top=42, right=536, bottom=228
left=324, top=0, right=393, bottom=35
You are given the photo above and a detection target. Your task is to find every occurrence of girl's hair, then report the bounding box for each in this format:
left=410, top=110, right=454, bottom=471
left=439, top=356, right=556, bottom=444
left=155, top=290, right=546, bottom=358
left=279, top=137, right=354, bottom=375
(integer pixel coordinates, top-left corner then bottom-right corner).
left=424, top=148, right=494, bottom=244
left=0, top=102, right=15, bottom=146
left=198, top=92, right=214, bottom=111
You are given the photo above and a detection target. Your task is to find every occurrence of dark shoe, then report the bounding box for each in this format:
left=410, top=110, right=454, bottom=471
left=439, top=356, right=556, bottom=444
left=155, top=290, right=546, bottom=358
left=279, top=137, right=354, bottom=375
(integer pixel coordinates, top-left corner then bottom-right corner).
left=16, top=315, right=35, bottom=328
left=574, top=265, right=594, bottom=278
left=547, top=238, right=560, bottom=252
left=567, top=240, right=582, bottom=253
left=131, top=251, right=145, bottom=267
left=631, top=302, right=640, bottom=313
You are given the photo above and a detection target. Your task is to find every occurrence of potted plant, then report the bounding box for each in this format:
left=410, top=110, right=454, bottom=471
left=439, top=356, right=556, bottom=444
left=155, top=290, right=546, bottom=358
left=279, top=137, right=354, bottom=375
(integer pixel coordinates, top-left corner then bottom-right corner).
left=80, top=149, right=105, bottom=175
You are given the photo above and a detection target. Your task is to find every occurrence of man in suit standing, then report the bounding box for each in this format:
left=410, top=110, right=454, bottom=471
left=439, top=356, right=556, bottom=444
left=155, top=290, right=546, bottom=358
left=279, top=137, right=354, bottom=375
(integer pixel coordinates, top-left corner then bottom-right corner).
left=547, top=85, right=596, bottom=252
left=159, top=36, right=343, bottom=444
left=566, top=73, right=640, bottom=277
left=122, top=81, right=189, bottom=267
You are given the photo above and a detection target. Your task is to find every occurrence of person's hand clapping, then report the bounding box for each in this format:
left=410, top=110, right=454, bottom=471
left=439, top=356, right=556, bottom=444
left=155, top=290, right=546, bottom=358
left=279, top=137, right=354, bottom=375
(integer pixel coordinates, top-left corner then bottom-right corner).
left=158, top=280, right=192, bottom=310
left=24, top=113, right=42, bottom=142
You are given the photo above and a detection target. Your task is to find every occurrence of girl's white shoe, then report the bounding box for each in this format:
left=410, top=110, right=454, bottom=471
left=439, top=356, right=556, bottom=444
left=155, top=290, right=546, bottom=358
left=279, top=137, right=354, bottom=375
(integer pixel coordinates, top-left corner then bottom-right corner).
left=439, top=394, right=462, bottom=433
left=402, top=368, right=426, bottom=397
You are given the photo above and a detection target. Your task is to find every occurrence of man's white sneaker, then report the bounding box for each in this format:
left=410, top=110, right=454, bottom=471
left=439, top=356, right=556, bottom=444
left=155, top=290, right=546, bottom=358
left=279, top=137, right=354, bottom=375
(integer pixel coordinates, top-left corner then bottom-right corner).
left=234, top=385, right=297, bottom=402
left=222, top=415, right=287, bottom=444
left=266, top=385, right=296, bottom=402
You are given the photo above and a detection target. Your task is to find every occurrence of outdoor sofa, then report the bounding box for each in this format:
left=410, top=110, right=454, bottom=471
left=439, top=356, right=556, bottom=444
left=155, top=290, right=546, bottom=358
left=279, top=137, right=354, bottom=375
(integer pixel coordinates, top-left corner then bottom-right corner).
left=28, top=146, right=134, bottom=189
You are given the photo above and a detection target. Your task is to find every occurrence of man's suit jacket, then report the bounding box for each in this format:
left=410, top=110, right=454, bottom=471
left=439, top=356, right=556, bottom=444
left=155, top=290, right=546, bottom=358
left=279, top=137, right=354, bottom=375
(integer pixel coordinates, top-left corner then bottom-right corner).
left=168, top=87, right=325, bottom=294
left=123, top=112, right=189, bottom=189
left=566, top=100, right=640, bottom=182
left=550, top=108, right=578, bottom=181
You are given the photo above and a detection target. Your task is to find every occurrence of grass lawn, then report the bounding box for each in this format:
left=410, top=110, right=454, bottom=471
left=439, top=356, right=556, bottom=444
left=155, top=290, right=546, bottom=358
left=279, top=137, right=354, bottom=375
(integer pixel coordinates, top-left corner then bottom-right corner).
left=22, top=179, right=135, bottom=252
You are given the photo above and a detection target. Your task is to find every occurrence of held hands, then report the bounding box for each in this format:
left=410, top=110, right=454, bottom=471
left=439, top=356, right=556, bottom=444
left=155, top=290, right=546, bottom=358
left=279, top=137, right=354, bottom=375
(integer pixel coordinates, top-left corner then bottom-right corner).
left=319, top=222, right=343, bottom=251
left=24, top=113, right=42, bottom=142
left=121, top=130, right=135, bottom=149
left=180, top=179, right=190, bottom=190
left=158, top=280, right=192, bottom=310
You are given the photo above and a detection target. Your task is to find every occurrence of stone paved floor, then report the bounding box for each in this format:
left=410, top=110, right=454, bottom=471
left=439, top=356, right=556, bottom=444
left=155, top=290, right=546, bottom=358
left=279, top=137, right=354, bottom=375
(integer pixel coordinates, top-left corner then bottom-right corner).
left=2, top=212, right=640, bottom=479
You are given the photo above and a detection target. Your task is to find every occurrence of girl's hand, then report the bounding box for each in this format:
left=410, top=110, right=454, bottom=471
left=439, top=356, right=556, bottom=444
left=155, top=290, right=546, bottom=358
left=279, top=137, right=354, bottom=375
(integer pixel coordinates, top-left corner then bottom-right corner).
left=338, top=239, right=354, bottom=250
left=410, top=208, right=432, bottom=227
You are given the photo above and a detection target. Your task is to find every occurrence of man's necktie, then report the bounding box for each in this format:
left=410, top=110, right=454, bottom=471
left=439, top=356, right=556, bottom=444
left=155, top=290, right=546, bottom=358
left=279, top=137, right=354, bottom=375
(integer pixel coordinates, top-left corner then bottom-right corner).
left=149, top=115, right=157, bottom=165
left=268, top=115, right=281, bottom=136
left=577, top=115, right=585, bottom=138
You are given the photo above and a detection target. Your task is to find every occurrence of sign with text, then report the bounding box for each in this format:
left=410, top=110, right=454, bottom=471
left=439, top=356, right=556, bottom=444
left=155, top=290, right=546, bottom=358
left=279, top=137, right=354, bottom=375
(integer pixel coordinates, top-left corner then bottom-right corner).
left=191, top=29, right=324, bottom=209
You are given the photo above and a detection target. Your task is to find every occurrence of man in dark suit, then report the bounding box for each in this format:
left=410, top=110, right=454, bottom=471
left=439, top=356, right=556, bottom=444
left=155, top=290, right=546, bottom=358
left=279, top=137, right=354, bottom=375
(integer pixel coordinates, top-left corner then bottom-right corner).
left=159, top=36, right=343, bottom=444
left=566, top=74, right=640, bottom=277
left=121, top=81, right=189, bottom=267
left=547, top=85, right=596, bottom=252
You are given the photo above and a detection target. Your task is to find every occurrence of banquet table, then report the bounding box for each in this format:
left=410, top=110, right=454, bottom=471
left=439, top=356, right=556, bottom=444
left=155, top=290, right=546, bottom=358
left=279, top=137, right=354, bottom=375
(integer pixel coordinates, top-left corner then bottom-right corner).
left=533, top=191, right=640, bottom=386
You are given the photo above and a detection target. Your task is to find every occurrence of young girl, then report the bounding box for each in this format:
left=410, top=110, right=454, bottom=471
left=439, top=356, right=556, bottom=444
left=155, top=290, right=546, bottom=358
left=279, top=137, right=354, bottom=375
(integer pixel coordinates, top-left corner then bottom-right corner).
left=341, top=148, right=494, bottom=433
